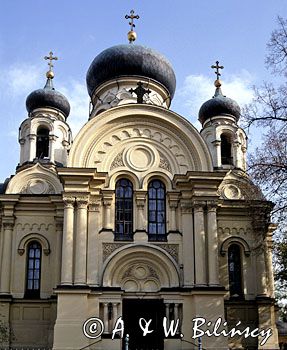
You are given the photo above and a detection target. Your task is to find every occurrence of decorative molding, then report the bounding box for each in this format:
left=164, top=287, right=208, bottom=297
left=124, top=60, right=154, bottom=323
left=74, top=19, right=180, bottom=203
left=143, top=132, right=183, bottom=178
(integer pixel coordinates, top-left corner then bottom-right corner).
left=220, top=236, right=251, bottom=257
left=15, top=222, right=54, bottom=232
left=102, top=243, right=128, bottom=262
left=110, top=149, right=124, bottom=171
left=158, top=151, right=172, bottom=172
left=218, top=226, right=252, bottom=236
left=154, top=243, right=179, bottom=263
left=18, top=233, right=51, bottom=256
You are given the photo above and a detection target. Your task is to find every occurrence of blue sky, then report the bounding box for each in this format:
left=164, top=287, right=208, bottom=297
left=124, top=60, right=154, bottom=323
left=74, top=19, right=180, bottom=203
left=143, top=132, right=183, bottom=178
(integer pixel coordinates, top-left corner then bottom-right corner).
left=0, top=0, right=286, bottom=181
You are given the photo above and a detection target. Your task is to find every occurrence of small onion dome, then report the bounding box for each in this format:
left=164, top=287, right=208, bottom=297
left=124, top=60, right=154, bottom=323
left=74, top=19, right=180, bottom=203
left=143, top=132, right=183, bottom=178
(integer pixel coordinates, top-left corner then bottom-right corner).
left=198, top=80, right=241, bottom=124
left=26, top=73, right=70, bottom=118
left=86, top=44, right=176, bottom=99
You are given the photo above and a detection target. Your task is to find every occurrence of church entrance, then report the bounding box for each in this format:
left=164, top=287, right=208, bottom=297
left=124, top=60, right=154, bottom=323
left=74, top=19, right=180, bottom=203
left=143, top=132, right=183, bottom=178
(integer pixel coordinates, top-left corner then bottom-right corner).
left=123, top=299, right=165, bottom=350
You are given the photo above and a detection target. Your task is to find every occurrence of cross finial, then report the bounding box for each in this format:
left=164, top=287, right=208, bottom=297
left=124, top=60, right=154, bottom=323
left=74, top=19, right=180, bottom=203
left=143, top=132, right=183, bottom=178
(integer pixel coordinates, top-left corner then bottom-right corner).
left=125, top=10, right=139, bottom=31
left=125, top=10, right=140, bottom=43
left=211, top=60, right=224, bottom=80
left=44, top=51, right=58, bottom=78
left=129, top=82, right=151, bottom=103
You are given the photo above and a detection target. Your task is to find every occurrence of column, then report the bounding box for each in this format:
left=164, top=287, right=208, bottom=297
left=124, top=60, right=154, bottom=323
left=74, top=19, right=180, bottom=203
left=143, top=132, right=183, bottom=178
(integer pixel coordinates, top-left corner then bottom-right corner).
left=87, top=197, right=101, bottom=286
left=112, top=302, right=119, bottom=327
left=61, top=196, right=75, bottom=285
left=181, top=200, right=194, bottom=287
left=212, top=140, right=221, bottom=168
left=233, top=141, right=241, bottom=168
left=28, top=134, right=37, bottom=161
left=49, top=134, right=57, bottom=163
left=74, top=196, right=88, bottom=285
left=19, top=138, right=25, bottom=164
left=54, top=219, right=63, bottom=288
left=102, top=191, right=113, bottom=230
left=265, top=224, right=277, bottom=298
left=168, top=193, right=179, bottom=232
left=193, top=201, right=207, bottom=286
left=174, top=303, right=180, bottom=333
left=256, top=246, right=268, bottom=296
left=165, top=303, right=170, bottom=324
left=207, top=201, right=219, bottom=285
left=103, top=303, right=109, bottom=333
left=135, top=191, right=146, bottom=231
left=0, top=220, right=14, bottom=294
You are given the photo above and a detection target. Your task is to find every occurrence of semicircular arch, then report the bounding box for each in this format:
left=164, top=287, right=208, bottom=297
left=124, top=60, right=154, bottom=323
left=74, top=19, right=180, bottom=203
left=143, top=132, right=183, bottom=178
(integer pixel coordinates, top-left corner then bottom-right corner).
left=102, top=244, right=180, bottom=291
left=68, top=105, right=213, bottom=174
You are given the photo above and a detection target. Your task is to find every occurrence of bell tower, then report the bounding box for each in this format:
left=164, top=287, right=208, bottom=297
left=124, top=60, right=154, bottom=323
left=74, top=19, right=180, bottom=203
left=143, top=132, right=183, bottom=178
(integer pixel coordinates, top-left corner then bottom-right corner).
left=199, top=61, right=247, bottom=170
left=18, top=51, right=72, bottom=169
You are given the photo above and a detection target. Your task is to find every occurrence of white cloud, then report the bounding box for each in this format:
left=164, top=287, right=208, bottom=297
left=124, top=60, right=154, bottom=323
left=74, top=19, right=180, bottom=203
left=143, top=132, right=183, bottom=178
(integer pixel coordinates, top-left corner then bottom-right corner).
left=1, top=64, right=43, bottom=97
left=174, top=70, right=255, bottom=129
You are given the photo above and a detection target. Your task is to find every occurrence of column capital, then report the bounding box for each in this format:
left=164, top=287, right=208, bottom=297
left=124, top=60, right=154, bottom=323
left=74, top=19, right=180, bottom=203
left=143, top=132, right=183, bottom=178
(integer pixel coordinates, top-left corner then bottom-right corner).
left=212, top=140, right=221, bottom=146
left=101, top=190, right=114, bottom=206
left=192, top=200, right=206, bottom=211
left=76, top=196, right=89, bottom=209
left=168, top=192, right=180, bottom=208
left=2, top=219, right=15, bottom=230
left=89, top=197, right=101, bottom=212
left=135, top=191, right=147, bottom=208
left=180, top=200, right=193, bottom=214
left=207, top=200, right=218, bottom=211
left=63, top=195, right=75, bottom=208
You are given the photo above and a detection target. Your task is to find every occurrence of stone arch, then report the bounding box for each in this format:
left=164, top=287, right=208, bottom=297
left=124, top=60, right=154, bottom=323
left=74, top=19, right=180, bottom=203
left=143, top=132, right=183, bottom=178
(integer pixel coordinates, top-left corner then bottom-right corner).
left=68, top=105, right=213, bottom=175
left=5, top=163, right=63, bottom=194
left=18, top=233, right=51, bottom=256
left=220, top=236, right=251, bottom=257
left=108, top=170, right=141, bottom=190
left=142, top=172, right=173, bottom=191
left=102, top=244, right=180, bottom=291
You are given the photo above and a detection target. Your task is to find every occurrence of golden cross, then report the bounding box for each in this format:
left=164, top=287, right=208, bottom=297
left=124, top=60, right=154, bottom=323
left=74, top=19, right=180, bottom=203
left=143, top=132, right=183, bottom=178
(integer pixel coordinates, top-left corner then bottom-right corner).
left=125, top=10, right=140, bottom=31
left=211, top=60, right=224, bottom=80
left=44, top=51, right=58, bottom=71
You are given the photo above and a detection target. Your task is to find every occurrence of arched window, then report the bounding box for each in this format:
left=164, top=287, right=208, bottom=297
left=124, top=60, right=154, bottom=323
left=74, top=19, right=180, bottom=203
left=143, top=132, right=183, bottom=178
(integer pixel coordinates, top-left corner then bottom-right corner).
left=115, top=179, right=133, bottom=239
left=148, top=180, right=166, bottom=240
left=36, top=127, right=49, bottom=159
left=221, top=134, right=232, bottom=165
left=228, top=244, right=243, bottom=298
left=25, top=241, right=42, bottom=298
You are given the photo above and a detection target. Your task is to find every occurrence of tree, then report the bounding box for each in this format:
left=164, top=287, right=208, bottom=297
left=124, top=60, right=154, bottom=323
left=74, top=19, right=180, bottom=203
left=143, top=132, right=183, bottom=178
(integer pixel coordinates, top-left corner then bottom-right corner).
left=242, top=16, right=287, bottom=316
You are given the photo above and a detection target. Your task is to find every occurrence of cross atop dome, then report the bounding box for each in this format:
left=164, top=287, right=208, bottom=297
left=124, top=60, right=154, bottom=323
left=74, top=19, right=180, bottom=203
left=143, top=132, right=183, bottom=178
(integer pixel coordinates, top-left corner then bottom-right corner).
left=125, top=10, right=140, bottom=43
left=44, top=51, right=58, bottom=80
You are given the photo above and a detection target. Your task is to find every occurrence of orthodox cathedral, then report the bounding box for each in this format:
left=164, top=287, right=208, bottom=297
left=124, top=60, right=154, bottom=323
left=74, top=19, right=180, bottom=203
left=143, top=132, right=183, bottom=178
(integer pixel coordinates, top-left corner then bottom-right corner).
left=0, top=11, right=280, bottom=350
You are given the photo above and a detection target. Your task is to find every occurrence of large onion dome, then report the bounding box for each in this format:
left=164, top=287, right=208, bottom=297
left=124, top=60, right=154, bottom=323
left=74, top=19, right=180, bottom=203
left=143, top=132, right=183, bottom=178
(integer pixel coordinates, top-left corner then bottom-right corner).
left=198, top=80, right=241, bottom=124
left=86, top=44, right=176, bottom=99
left=26, top=73, right=70, bottom=118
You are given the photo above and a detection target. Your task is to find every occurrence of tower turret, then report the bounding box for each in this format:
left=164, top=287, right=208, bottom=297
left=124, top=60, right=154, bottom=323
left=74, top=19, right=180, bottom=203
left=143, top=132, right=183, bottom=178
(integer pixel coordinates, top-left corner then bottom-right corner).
left=18, top=52, right=72, bottom=168
left=199, top=61, right=247, bottom=170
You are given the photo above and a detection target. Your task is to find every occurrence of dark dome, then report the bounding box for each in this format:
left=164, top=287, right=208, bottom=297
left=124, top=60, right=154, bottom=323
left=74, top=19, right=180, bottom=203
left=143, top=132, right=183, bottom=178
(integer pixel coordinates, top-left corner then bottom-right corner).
left=86, top=44, right=176, bottom=98
left=199, top=87, right=240, bottom=124
left=26, top=79, right=70, bottom=118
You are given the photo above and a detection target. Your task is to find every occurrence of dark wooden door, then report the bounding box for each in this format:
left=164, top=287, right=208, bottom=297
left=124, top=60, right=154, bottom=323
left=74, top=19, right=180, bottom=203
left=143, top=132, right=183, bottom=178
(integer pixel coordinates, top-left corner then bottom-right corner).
left=123, top=299, right=164, bottom=350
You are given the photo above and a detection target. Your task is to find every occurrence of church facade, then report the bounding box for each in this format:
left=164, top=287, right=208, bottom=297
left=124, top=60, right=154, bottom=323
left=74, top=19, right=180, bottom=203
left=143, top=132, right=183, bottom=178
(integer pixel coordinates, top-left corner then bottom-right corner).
left=0, top=18, right=280, bottom=350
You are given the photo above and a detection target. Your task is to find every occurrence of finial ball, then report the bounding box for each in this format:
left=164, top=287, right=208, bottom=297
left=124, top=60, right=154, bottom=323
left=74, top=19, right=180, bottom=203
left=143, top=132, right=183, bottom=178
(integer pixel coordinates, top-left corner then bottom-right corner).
left=46, top=70, right=54, bottom=79
left=128, top=30, right=137, bottom=42
left=214, top=79, right=222, bottom=88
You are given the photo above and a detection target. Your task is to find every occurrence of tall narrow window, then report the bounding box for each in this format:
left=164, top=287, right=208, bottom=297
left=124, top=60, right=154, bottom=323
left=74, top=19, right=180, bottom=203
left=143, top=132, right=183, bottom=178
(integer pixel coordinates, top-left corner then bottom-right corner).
left=26, top=241, right=42, bottom=298
left=115, top=179, right=133, bottom=239
left=148, top=180, right=166, bottom=240
left=221, top=134, right=232, bottom=165
left=36, top=127, right=49, bottom=158
left=228, top=244, right=243, bottom=297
